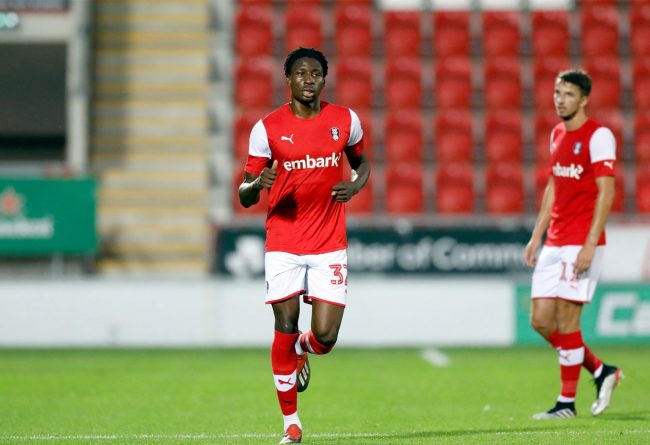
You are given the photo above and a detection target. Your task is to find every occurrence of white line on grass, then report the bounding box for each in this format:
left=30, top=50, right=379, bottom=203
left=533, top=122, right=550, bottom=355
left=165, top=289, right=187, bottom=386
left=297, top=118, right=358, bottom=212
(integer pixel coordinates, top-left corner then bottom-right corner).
left=421, top=348, right=451, bottom=367
left=2, top=430, right=650, bottom=441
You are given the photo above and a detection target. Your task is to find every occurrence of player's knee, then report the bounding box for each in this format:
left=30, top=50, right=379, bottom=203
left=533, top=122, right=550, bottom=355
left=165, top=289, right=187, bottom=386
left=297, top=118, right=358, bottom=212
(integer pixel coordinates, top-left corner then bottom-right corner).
left=530, top=315, right=553, bottom=336
left=312, top=329, right=338, bottom=352
left=274, top=319, right=299, bottom=334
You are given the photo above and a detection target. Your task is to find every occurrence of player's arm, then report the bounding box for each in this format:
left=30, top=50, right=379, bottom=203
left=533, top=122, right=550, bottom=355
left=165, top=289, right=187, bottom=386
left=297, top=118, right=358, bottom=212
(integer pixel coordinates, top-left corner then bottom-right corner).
left=524, top=176, right=555, bottom=267
left=332, top=152, right=371, bottom=202
left=238, top=160, right=278, bottom=208
left=574, top=175, right=615, bottom=275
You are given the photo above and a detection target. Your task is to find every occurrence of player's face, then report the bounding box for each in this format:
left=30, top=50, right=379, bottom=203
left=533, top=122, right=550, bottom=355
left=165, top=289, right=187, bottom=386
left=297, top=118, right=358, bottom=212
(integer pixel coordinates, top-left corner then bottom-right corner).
left=287, top=57, right=325, bottom=104
left=554, top=80, right=588, bottom=121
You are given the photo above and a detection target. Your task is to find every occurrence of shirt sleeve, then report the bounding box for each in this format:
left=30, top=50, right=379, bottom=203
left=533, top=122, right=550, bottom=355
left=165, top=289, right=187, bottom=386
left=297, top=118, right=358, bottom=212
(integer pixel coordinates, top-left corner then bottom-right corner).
left=244, top=120, right=272, bottom=175
left=346, top=108, right=365, bottom=158
left=589, top=127, right=616, bottom=163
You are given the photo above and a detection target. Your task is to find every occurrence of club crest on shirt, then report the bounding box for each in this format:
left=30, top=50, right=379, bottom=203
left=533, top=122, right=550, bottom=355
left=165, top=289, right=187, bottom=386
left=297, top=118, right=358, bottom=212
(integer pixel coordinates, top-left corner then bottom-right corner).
left=330, top=127, right=340, bottom=141
left=573, top=141, right=583, bottom=155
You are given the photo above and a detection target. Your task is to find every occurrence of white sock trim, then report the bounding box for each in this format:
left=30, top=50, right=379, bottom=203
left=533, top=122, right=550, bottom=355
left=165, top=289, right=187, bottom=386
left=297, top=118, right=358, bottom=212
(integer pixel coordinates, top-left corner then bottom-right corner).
left=294, top=335, right=304, bottom=355
left=283, top=411, right=301, bottom=432
left=594, top=363, right=604, bottom=378
left=557, top=395, right=575, bottom=403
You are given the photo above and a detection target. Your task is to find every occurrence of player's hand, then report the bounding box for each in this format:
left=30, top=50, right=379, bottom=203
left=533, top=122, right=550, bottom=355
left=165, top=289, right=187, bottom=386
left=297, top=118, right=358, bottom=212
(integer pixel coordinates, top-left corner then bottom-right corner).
left=574, top=244, right=595, bottom=277
left=331, top=181, right=359, bottom=202
left=254, top=160, right=278, bottom=190
left=523, top=238, right=541, bottom=267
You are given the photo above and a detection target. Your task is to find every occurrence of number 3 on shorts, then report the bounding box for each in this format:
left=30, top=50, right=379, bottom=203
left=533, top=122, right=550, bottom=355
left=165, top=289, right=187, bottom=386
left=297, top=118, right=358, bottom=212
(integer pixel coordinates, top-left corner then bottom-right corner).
left=329, top=264, right=348, bottom=285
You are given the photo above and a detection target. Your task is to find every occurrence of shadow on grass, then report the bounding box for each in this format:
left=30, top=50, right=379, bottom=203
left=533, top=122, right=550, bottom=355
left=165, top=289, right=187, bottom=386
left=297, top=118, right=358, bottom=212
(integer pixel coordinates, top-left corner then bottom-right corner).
left=597, top=410, right=650, bottom=422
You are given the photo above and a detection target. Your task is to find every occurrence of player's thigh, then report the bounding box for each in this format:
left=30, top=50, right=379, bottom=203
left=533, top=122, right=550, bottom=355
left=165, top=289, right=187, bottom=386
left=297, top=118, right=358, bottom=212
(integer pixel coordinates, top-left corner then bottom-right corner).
left=531, top=246, right=562, bottom=298
left=265, top=251, right=307, bottom=304
left=531, top=297, right=557, bottom=327
left=304, top=249, right=348, bottom=307
left=557, top=245, right=605, bottom=303
left=311, top=299, right=345, bottom=340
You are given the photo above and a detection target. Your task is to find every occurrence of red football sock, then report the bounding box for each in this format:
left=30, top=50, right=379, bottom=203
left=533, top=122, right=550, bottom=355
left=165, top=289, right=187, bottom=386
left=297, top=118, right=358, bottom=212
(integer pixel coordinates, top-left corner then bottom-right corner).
left=271, top=330, right=299, bottom=415
left=298, top=330, right=335, bottom=355
left=557, top=330, right=585, bottom=401
left=583, top=345, right=603, bottom=375
left=547, top=329, right=561, bottom=349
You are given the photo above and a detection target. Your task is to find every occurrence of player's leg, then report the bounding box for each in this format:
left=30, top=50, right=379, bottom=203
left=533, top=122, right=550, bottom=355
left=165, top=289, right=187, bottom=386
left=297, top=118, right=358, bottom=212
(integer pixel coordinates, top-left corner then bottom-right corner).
left=299, top=299, right=345, bottom=355
left=265, top=252, right=307, bottom=443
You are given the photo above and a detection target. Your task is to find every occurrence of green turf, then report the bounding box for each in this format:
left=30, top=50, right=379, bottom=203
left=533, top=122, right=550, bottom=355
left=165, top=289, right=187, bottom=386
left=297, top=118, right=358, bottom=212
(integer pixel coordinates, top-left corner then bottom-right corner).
left=0, top=347, right=648, bottom=444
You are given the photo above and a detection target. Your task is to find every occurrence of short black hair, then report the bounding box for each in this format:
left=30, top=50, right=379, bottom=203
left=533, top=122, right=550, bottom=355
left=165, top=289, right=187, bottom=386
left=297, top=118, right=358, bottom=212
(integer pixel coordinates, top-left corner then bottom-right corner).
left=284, top=47, right=328, bottom=78
left=557, top=69, right=592, bottom=96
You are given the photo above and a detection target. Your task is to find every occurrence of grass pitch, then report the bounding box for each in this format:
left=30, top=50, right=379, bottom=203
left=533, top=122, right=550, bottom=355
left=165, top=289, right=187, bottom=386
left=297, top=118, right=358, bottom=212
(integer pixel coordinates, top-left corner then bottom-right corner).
left=0, top=347, right=648, bottom=444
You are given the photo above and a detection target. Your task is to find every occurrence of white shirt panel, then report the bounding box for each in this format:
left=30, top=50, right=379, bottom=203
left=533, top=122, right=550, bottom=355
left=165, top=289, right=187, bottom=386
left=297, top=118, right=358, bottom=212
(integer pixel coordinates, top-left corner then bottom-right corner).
left=347, top=109, right=364, bottom=146
left=589, top=127, right=616, bottom=163
left=248, top=120, right=271, bottom=158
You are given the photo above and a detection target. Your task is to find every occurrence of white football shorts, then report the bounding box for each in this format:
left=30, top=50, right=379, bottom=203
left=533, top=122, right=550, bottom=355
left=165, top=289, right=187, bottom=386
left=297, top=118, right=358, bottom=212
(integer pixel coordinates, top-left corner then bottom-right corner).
left=265, top=249, right=348, bottom=307
left=531, top=245, right=605, bottom=303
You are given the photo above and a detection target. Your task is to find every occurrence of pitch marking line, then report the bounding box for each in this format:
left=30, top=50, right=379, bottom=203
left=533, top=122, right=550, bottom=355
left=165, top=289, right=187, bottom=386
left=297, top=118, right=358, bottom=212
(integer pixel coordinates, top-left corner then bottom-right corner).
left=421, top=348, right=451, bottom=367
left=2, top=430, right=650, bottom=441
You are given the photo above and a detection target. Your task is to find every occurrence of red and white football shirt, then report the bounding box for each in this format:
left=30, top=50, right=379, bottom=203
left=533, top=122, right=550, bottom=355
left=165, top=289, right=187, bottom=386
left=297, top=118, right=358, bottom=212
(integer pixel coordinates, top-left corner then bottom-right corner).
left=244, top=102, right=364, bottom=254
left=545, top=118, right=616, bottom=246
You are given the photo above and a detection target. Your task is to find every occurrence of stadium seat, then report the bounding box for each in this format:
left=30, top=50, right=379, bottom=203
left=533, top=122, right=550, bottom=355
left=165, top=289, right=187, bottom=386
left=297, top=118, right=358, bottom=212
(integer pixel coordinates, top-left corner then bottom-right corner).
left=235, top=5, right=273, bottom=57
left=484, top=113, right=523, bottom=163
left=435, top=163, right=474, bottom=214
left=384, top=112, right=423, bottom=163
left=484, top=57, right=521, bottom=110
left=531, top=10, right=569, bottom=58
left=633, top=58, right=650, bottom=110
left=335, top=4, right=373, bottom=57
left=634, top=114, right=650, bottom=161
left=580, top=6, right=619, bottom=57
left=533, top=57, right=571, bottom=111
left=434, top=57, right=472, bottom=109
left=485, top=162, right=525, bottom=214
left=432, top=11, right=470, bottom=57
left=235, top=58, right=275, bottom=110
left=631, top=5, right=650, bottom=57
left=385, top=57, right=422, bottom=110
left=284, top=5, right=323, bottom=54
left=433, top=111, right=474, bottom=162
left=385, top=163, right=424, bottom=214
left=482, top=11, right=521, bottom=57
left=583, top=57, right=621, bottom=110
left=534, top=112, right=560, bottom=162
left=233, top=111, right=262, bottom=160
left=636, top=166, right=650, bottom=213
left=534, top=164, right=551, bottom=209
left=591, top=110, right=624, bottom=160
left=384, top=11, right=421, bottom=58
left=233, top=166, right=269, bottom=215
left=335, top=57, right=373, bottom=109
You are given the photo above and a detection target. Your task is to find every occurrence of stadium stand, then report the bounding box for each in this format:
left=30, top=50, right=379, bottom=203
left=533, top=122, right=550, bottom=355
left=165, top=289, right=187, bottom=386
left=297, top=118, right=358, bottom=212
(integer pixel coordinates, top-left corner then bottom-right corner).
left=634, top=114, right=650, bottom=161
left=335, top=57, right=374, bottom=109
left=384, top=112, right=423, bottom=163
left=385, top=163, right=424, bottom=214
left=432, top=10, right=470, bottom=57
left=383, top=10, right=421, bottom=58
left=631, top=4, right=650, bottom=57
left=580, top=5, right=619, bottom=57
left=531, top=10, right=570, bottom=58
left=582, top=57, right=621, bottom=110
left=482, top=11, right=520, bottom=57
left=434, top=57, right=472, bottom=109
left=483, top=57, right=522, bottom=110
left=235, top=5, right=273, bottom=56
left=484, top=112, right=523, bottom=163
left=335, top=4, right=373, bottom=57
left=533, top=57, right=572, bottom=111
left=485, top=162, right=525, bottom=214
left=633, top=58, right=650, bottom=110
left=433, top=112, right=474, bottom=163
left=284, top=4, right=324, bottom=54
left=637, top=165, right=650, bottom=213
left=435, top=163, right=475, bottom=214
left=384, top=57, right=422, bottom=110
left=235, top=57, right=275, bottom=110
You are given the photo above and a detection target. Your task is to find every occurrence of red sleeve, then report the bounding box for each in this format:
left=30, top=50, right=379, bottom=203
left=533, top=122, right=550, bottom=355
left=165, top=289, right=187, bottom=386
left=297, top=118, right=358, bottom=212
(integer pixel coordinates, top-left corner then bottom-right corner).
left=344, top=138, right=364, bottom=159
left=244, top=155, right=271, bottom=175
left=593, top=159, right=616, bottom=178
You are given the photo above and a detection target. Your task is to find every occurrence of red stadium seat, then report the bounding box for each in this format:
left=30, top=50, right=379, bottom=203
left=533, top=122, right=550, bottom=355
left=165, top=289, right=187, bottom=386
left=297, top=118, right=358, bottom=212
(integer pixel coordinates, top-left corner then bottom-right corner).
left=631, top=5, right=650, bottom=56
left=233, top=166, right=269, bottom=215
left=533, top=57, right=571, bottom=111
left=384, top=11, right=421, bottom=58
left=482, top=11, right=521, bottom=57
left=235, top=5, right=273, bottom=56
left=432, top=11, right=470, bottom=57
left=534, top=164, right=551, bottom=209
left=634, top=114, right=650, bottom=161
left=384, top=112, right=423, bottom=163
left=284, top=6, right=323, bottom=53
left=534, top=113, right=560, bottom=162
left=580, top=6, right=619, bottom=56
left=235, top=57, right=275, bottom=110
left=435, top=163, right=474, bottom=214
left=385, top=57, right=422, bottom=110
left=344, top=173, right=374, bottom=214
left=591, top=111, right=624, bottom=159
left=485, top=162, right=525, bottom=214
left=633, top=59, right=650, bottom=110
left=385, top=163, right=424, bottom=214
left=233, top=111, right=261, bottom=160
left=335, top=58, right=373, bottom=109
left=433, top=111, right=474, bottom=162
left=484, top=113, right=523, bottom=163
left=434, top=57, right=472, bottom=109
left=531, top=10, right=569, bottom=58
left=636, top=166, right=650, bottom=213
left=484, top=57, right=521, bottom=110
left=583, top=57, right=621, bottom=110
left=335, top=4, right=373, bottom=57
